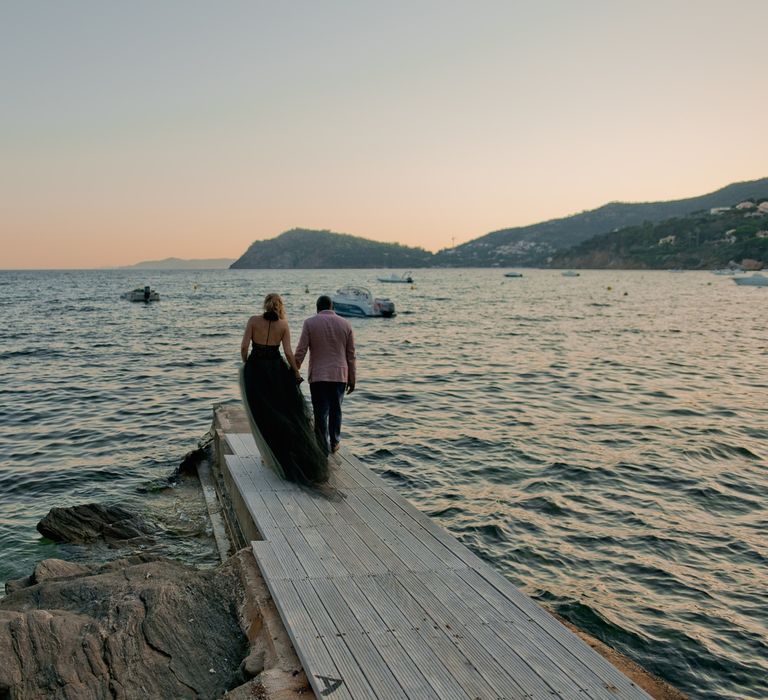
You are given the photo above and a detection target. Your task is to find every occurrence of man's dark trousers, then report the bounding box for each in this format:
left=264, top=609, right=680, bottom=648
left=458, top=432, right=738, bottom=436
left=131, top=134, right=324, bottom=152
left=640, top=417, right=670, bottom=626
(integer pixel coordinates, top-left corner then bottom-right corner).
left=309, top=381, right=346, bottom=453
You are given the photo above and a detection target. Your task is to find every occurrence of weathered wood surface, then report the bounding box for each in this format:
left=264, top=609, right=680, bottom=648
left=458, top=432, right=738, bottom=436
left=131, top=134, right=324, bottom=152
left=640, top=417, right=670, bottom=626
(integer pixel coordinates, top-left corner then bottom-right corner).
left=225, top=433, right=651, bottom=700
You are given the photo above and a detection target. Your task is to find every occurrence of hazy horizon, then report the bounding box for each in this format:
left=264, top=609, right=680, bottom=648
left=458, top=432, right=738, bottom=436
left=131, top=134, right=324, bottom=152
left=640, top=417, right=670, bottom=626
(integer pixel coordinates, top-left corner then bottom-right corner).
left=2, top=1, right=767, bottom=269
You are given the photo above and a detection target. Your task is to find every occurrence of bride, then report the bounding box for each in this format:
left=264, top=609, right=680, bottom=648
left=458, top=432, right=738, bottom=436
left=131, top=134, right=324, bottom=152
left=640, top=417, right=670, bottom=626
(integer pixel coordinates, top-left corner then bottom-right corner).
left=239, top=293, right=329, bottom=485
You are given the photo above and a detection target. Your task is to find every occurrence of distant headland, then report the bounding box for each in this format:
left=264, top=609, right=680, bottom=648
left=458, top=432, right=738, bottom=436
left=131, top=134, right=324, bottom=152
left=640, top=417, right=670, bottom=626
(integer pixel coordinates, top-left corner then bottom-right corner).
left=230, top=177, right=768, bottom=270
left=122, top=257, right=235, bottom=270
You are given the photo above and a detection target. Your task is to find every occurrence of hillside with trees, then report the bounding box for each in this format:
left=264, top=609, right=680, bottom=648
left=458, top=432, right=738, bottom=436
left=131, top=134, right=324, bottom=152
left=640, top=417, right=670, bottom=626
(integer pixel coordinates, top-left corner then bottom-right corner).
left=432, top=177, right=768, bottom=266
left=230, top=228, right=432, bottom=268
left=550, top=204, right=768, bottom=269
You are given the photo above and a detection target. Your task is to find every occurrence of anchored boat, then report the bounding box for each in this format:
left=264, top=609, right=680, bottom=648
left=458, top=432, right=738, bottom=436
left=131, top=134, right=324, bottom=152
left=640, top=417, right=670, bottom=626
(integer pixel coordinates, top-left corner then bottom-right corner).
left=332, top=286, right=396, bottom=317
left=732, top=273, right=768, bottom=286
left=121, top=286, right=160, bottom=302
left=377, top=272, right=414, bottom=284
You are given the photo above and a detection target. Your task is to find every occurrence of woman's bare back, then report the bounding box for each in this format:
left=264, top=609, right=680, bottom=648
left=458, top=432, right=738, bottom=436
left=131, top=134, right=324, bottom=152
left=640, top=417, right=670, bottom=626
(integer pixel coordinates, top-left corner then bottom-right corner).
left=249, top=315, right=287, bottom=346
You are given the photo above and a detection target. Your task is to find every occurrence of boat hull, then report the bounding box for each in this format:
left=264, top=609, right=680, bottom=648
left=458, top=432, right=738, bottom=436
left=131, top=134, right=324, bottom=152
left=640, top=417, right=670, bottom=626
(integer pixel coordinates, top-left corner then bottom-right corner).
left=733, top=276, right=768, bottom=286
left=333, top=301, right=395, bottom=318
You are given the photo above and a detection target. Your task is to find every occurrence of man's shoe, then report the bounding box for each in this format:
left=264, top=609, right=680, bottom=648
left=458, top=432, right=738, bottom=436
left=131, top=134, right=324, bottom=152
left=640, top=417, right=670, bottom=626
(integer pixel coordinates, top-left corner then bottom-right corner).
left=331, top=443, right=340, bottom=454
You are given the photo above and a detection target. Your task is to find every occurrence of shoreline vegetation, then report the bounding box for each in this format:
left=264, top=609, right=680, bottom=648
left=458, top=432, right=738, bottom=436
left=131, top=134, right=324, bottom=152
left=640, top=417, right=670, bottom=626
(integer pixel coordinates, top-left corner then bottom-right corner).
left=0, top=412, right=689, bottom=699
left=225, top=178, right=767, bottom=272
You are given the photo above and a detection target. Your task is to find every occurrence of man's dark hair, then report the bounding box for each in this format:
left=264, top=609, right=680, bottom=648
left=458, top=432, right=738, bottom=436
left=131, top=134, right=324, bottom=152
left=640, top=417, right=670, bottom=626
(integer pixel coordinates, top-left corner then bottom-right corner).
left=316, top=295, right=333, bottom=312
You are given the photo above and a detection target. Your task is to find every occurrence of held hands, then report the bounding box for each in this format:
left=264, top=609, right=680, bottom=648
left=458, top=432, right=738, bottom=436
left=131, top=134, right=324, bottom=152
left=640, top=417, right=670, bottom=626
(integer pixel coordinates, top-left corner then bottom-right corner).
left=295, top=370, right=304, bottom=385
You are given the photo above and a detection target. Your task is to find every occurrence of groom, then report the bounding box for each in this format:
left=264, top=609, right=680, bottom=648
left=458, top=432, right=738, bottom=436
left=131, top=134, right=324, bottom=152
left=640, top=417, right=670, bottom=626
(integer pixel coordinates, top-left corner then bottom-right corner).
left=295, top=295, right=356, bottom=455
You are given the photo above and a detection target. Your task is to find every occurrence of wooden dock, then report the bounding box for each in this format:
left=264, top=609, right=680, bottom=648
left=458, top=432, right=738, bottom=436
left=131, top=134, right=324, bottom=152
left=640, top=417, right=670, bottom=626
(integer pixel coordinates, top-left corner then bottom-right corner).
left=219, top=428, right=651, bottom=700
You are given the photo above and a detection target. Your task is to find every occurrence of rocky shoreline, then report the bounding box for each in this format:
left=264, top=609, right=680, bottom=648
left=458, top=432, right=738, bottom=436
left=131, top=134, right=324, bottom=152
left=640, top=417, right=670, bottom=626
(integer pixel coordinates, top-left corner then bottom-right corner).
left=0, top=549, right=311, bottom=700
left=0, top=422, right=688, bottom=699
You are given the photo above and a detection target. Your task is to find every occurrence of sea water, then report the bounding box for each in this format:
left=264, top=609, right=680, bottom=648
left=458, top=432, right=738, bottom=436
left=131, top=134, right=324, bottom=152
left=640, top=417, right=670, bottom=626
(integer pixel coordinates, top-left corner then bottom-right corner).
left=0, top=268, right=765, bottom=699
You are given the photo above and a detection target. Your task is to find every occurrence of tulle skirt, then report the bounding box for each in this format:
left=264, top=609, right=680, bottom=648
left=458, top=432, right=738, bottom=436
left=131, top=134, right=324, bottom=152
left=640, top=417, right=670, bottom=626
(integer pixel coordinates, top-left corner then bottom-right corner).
left=239, top=345, right=329, bottom=485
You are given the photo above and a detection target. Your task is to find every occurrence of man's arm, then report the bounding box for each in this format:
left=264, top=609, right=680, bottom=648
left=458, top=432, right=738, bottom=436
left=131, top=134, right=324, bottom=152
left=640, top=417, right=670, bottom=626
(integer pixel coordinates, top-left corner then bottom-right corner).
left=345, top=327, right=356, bottom=394
left=294, top=321, right=309, bottom=368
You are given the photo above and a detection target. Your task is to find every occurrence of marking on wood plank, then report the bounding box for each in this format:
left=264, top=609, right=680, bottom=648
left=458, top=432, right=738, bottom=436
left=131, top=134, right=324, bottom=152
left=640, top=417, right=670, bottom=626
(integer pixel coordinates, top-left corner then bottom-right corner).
left=316, top=675, right=344, bottom=696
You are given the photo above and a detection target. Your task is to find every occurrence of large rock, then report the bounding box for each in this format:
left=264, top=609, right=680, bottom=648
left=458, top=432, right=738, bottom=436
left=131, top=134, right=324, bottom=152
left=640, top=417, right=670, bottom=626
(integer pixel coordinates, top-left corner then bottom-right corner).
left=0, top=554, right=249, bottom=699
left=36, top=503, right=155, bottom=544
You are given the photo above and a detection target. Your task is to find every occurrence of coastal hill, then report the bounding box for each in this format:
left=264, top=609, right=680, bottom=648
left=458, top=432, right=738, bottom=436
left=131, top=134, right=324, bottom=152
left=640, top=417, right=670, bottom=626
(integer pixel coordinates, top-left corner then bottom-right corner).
left=550, top=203, right=768, bottom=269
left=230, top=228, right=432, bottom=268
left=124, top=257, right=235, bottom=269
left=228, top=178, right=768, bottom=269
left=433, top=177, right=768, bottom=266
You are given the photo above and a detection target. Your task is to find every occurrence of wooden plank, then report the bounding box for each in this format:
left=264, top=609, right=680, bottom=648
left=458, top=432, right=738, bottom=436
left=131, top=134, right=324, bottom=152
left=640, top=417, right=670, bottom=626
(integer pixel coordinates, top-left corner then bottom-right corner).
left=225, top=432, right=249, bottom=456
left=234, top=432, right=260, bottom=454
left=376, top=487, right=489, bottom=570
left=367, top=490, right=467, bottom=571
left=333, top=501, right=412, bottom=573
left=292, top=578, right=381, bottom=698
left=310, top=578, right=365, bottom=634
left=225, top=455, right=279, bottom=531
left=316, top=524, right=388, bottom=576
left=352, top=490, right=447, bottom=571
left=339, top=630, right=410, bottom=699
left=307, top=578, right=411, bottom=698
left=381, top=571, right=532, bottom=699
left=363, top=573, right=503, bottom=699
left=340, top=494, right=426, bottom=572
left=458, top=567, right=651, bottom=699
left=251, top=540, right=289, bottom=581
left=350, top=575, right=414, bottom=632
left=300, top=527, right=352, bottom=578
left=226, top=427, right=649, bottom=700
left=260, top=491, right=296, bottom=528
left=367, top=631, right=440, bottom=700
left=265, top=577, right=354, bottom=700
left=409, top=570, right=564, bottom=699
left=275, top=490, right=314, bottom=527
left=435, top=570, right=608, bottom=698
left=283, top=527, right=331, bottom=580
left=324, top=577, right=388, bottom=632
left=337, top=448, right=383, bottom=481
left=307, top=486, right=348, bottom=518
left=394, top=625, right=498, bottom=700
left=261, top=527, right=308, bottom=579
left=291, top=487, right=329, bottom=525
left=348, top=576, right=472, bottom=700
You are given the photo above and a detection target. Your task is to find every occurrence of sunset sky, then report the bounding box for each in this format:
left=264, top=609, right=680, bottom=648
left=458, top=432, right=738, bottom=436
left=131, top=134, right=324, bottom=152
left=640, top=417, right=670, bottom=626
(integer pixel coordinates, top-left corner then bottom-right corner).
left=2, top=1, right=766, bottom=268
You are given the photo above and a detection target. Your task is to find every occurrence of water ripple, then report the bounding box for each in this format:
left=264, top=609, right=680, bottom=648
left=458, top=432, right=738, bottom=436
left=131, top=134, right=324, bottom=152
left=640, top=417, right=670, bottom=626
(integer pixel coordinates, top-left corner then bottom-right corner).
left=1, top=268, right=766, bottom=699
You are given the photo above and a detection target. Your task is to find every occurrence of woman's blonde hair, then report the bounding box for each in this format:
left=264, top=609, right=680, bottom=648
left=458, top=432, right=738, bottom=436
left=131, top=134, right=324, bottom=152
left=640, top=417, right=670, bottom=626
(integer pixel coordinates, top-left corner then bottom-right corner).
left=263, top=293, right=285, bottom=319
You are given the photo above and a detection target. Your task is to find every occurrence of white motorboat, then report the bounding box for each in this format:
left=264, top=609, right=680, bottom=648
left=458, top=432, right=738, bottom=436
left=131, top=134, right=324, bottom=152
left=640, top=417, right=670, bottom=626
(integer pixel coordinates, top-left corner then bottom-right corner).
left=332, top=286, right=396, bottom=317
left=121, top=286, right=160, bottom=302
left=712, top=269, right=737, bottom=275
left=504, top=271, right=523, bottom=278
left=377, top=272, right=414, bottom=284
left=732, top=273, right=768, bottom=286
left=561, top=270, right=580, bottom=277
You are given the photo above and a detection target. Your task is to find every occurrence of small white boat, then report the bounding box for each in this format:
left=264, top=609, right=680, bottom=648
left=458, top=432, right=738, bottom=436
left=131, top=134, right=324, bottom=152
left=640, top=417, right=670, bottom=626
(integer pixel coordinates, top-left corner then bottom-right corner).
left=561, top=270, right=580, bottom=277
left=504, top=271, right=523, bottom=278
left=121, top=286, right=160, bottom=302
left=712, top=269, right=737, bottom=275
left=332, top=286, right=396, bottom=317
left=732, top=273, right=768, bottom=287
left=377, top=272, right=414, bottom=284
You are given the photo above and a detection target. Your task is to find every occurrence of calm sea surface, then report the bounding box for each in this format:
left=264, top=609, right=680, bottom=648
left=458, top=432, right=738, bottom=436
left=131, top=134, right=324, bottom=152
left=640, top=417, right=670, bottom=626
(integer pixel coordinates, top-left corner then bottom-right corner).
left=0, top=268, right=765, bottom=699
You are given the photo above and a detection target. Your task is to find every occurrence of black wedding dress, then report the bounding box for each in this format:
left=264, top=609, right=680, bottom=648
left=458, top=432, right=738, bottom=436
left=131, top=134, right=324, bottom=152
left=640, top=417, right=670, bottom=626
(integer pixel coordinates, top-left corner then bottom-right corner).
left=239, top=315, right=329, bottom=485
